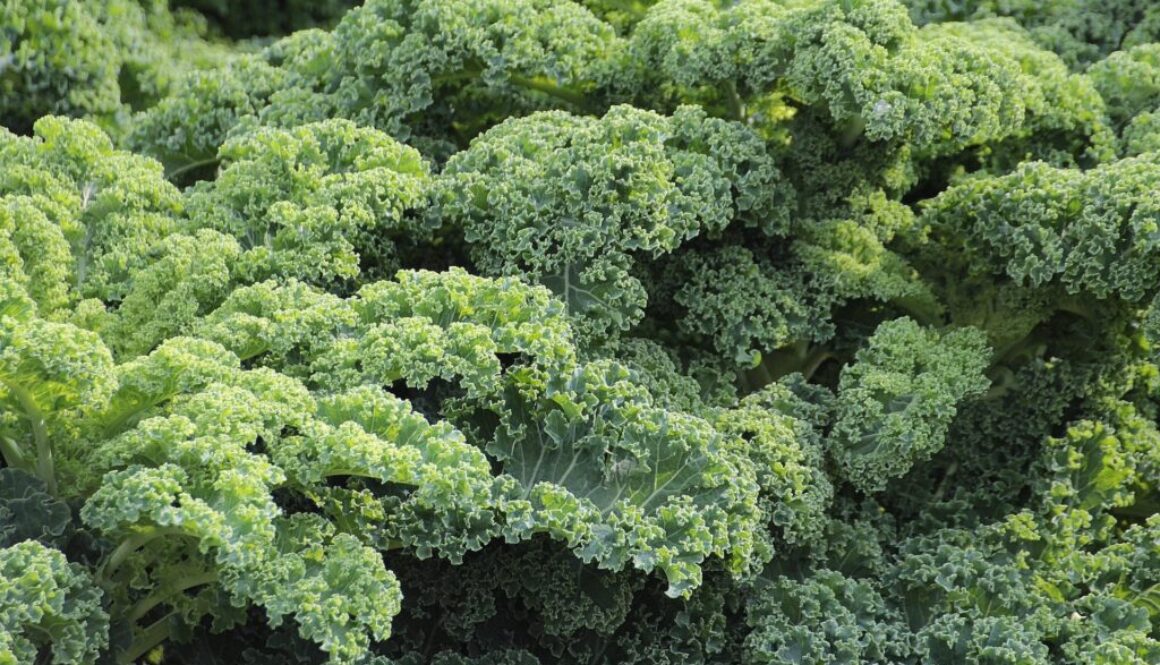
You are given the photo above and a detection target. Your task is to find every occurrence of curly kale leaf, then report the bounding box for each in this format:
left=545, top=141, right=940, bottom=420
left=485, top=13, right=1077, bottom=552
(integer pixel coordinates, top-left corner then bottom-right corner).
left=922, top=154, right=1160, bottom=303
left=185, top=119, right=429, bottom=287
left=489, top=361, right=766, bottom=597
left=0, top=541, right=108, bottom=665
left=435, top=104, right=790, bottom=342
left=828, top=318, right=991, bottom=493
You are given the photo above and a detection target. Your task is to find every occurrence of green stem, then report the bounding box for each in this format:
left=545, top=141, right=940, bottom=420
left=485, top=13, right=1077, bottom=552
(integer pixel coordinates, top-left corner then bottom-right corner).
left=724, top=80, right=745, bottom=122
left=0, top=435, right=29, bottom=471
left=836, top=114, right=866, bottom=149
left=119, top=612, right=176, bottom=665
left=97, top=527, right=189, bottom=587
left=740, top=361, right=776, bottom=394
left=101, top=394, right=179, bottom=439
left=126, top=571, right=219, bottom=624
left=507, top=74, right=590, bottom=108
left=5, top=382, right=55, bottom=495
left=931, top=461, right=958, bottom=502
left=75, top=223, right=94, bottom=289
left=165, top=157, right=220, bottom=181
left=988, top=334, right=1046, bottom=372
left=763, top=340, right=812, bottom=381
left=431, top=65, right=485, bottom=87
left=431, top=62, right=589, bottom=109
left=320, top=468, right=386, bottom=481
left=1054, top=296, right=1098, bottom=323
left=978, top=368, right=1016, bottom=402
left=1128, top=582, right=1159, bottom=614
left=802, top=350, right=836, bottom=381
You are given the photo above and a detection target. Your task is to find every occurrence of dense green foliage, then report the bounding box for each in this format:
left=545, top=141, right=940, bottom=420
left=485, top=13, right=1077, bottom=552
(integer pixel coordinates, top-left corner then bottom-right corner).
left=1, top=0, right=1159, bottom=663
